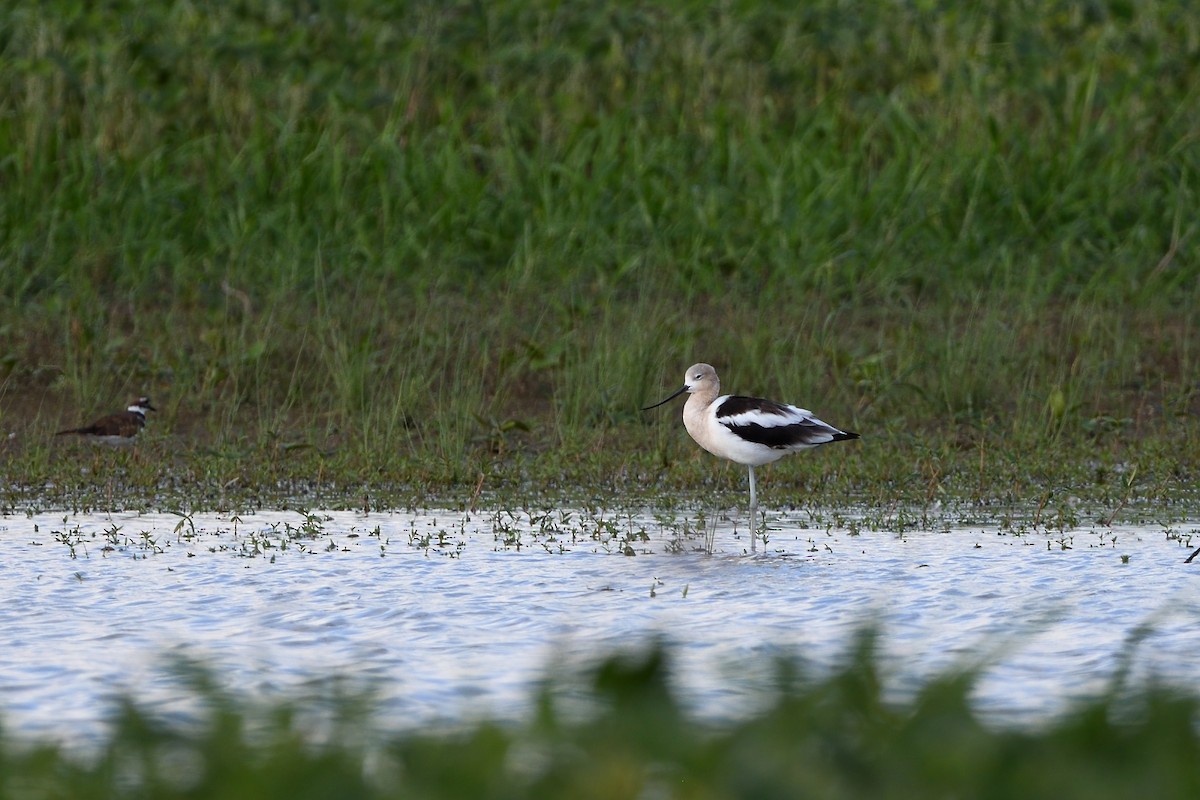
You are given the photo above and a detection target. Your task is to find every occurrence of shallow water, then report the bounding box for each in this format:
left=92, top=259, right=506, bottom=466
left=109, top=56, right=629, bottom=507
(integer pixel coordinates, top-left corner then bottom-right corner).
left=1, top=508, right=1198, bottom=746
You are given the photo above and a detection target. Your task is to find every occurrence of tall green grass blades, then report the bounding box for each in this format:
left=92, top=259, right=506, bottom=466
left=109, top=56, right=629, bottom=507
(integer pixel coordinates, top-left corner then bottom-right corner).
left=1, top=0, right=1198, bottom=509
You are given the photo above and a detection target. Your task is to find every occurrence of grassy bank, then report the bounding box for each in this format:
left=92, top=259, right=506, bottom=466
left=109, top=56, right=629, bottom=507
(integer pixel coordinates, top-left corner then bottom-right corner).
left=1, top=1, right=1198, bottom=514
left=3, top=637, right=1199, bottom=799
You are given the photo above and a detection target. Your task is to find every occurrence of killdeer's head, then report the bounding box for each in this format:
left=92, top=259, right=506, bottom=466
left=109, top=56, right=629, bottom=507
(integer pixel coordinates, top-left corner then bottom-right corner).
left=128, top=397, right=157, bottom=416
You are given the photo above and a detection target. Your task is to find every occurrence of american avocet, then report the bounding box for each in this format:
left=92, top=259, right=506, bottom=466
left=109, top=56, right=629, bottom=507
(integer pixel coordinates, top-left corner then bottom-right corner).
left=643, top=363, right=858, bottom=552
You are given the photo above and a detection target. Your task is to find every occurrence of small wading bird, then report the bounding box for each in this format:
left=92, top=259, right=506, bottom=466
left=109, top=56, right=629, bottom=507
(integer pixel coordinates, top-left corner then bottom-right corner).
left=643, top=364, right=858, bottom=552
left=55, top=397, right=157, bottom=447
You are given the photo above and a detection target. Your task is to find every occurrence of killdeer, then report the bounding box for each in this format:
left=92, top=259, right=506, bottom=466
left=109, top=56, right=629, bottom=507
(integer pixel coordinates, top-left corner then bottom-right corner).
left=55, top=397, right=157, bottom=447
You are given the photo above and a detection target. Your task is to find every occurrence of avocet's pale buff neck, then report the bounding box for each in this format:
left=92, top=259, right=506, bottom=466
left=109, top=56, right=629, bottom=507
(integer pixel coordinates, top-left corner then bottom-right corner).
left=680, top=363, right=722, bottom=456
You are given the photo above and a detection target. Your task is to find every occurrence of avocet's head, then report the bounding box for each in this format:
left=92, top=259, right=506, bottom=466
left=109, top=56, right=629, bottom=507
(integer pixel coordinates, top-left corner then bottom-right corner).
left=128, top=397, right=157, bottom=415
left=642, top=363, right=720, bottom=410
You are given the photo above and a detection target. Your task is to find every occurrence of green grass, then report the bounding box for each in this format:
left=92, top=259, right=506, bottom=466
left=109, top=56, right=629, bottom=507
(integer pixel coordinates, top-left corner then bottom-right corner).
left=3, top=635, right=1199, bottom=799
left=1, top=0, right=1198, bottom=515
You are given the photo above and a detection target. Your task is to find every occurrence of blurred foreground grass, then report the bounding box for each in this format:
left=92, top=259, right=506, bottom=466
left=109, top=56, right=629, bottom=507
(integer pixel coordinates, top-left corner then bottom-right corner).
left=1, top=0, right=1198, bottom=513
left=3, top=636, right=1198, bottom=799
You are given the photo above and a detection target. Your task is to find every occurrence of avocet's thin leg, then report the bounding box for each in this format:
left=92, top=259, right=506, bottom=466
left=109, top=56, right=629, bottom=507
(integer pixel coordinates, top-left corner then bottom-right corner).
left=748, top=465, right=758, bottom=552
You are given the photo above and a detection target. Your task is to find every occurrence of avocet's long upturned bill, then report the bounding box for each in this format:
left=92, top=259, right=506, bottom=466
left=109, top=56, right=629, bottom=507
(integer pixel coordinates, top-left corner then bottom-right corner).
left=643, top=363, right=859, bottom=551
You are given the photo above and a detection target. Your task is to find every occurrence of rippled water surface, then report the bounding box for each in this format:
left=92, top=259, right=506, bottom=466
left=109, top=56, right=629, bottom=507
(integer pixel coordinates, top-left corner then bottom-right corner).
left=2, top=508, right=1199, bottom=745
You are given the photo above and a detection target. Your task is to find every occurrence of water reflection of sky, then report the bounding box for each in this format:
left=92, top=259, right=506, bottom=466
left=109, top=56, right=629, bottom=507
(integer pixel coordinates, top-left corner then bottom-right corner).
left=0, top=509, right=1198, bottom=747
